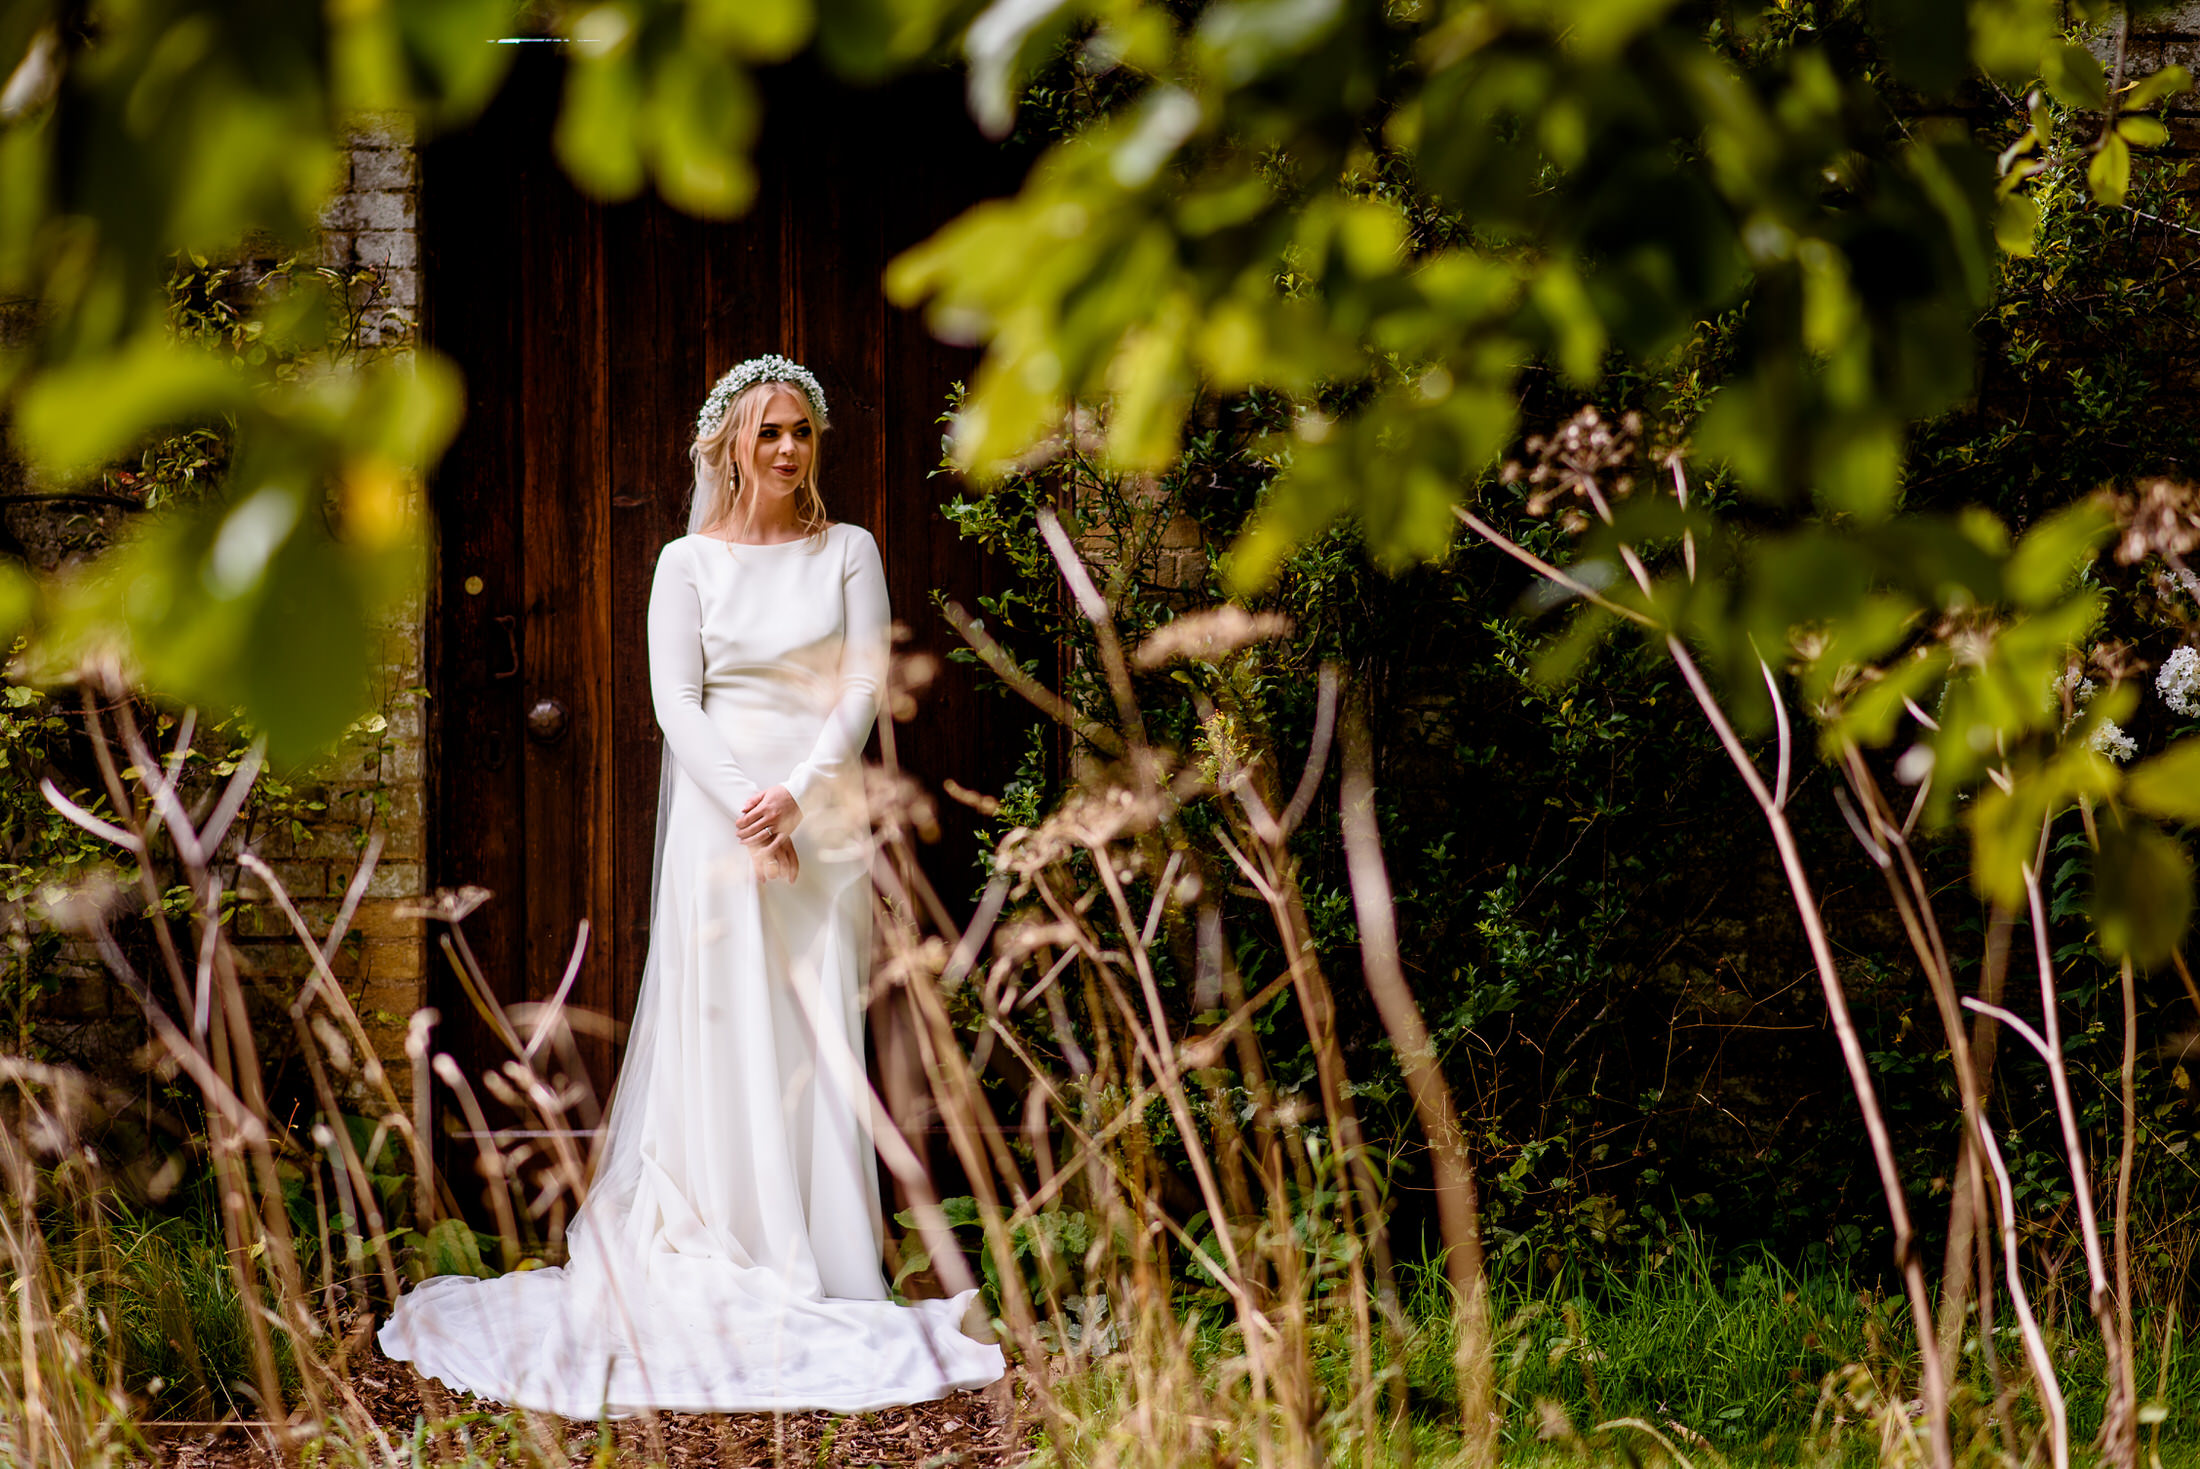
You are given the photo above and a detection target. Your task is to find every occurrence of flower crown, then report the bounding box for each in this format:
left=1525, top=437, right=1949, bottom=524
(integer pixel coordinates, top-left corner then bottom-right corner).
left=695, top=354, right=830, bottom=438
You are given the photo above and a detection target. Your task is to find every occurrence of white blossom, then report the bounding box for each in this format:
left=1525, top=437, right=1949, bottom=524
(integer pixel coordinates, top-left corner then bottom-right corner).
left=2158, top=645, right=2200, bottom=719
left=2049, top=667, right=2098, bottom=713
left=2090, top=720, right=2138, bottom=762
left=2054, top=667, right=2137, bottom=761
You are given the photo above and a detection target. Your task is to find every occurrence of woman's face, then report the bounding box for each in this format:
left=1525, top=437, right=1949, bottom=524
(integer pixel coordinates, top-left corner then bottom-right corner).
left=744, top=386, right=815, bottom=501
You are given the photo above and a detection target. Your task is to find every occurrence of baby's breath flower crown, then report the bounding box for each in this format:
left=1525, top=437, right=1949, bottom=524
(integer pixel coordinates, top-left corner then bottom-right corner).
left=695, top=354, right=830, bottom=438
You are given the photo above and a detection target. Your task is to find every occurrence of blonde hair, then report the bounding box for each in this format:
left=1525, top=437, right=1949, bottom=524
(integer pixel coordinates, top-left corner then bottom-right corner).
left=689, top=380, right=828, bottom=540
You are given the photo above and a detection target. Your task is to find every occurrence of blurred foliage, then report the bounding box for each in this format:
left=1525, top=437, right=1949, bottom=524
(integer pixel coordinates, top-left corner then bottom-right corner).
left=0, top=0, right=1003, bottom=754
left=890, top=0, right=2172, bottom=551
left=0, top=0, right=492, bottom=757
left=6, top=0, right=2191, bottom=883
left=935, top=11, right=2200, bottom=1300
left=5, top=0, right=2200, bottom=1321
left=877, top=0, right=2200, bottom=980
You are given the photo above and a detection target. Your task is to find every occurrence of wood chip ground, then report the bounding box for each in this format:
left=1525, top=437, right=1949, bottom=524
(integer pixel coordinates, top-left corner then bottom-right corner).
left=134, top=1352, right=1031, bottom=1469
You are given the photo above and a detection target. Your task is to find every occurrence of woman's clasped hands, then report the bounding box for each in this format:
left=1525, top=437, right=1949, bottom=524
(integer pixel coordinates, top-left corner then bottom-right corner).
left=737, top=785, right=803, bottom=883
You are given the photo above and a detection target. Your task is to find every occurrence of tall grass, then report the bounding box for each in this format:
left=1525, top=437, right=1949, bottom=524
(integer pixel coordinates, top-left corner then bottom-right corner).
left=95, top=1202, right=268, bottom=1421
left=2, top=517, right=2192, bottom=1469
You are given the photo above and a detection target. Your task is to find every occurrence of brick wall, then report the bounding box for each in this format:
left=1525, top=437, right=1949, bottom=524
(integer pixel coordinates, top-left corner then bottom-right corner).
left=319, top=112, right=420, bottom=351
left=229, top=621, right=429, bottom=1102
left=236, top=112, right=433, bottom=1098
left=2092, top=6, right=2200, bottom=147
left=314, top=114, right=424, bottom=1095
left=2, top=114, right=432, bottom=1100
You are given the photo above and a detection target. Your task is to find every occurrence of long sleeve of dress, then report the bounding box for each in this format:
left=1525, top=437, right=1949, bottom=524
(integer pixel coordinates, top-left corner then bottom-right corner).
left=648, top=542, right=763, bottom=818
left=783, top=530, right=890, bottom=807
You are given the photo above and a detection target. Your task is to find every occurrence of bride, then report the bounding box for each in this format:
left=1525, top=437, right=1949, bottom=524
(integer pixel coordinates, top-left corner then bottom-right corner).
left=379, top=355, right=1006, bottom=1417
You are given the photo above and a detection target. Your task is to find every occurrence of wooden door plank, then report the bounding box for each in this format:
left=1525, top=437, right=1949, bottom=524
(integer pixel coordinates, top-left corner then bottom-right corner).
left=580, top=196, right=619, bottom=1095
left=703, top=149, right=787, bottom=407
left=771, top=75, right=889, bottom=541
left=604, top=195, right=714, bottom=1031
left=515, top=121, right=611, bottom=1090
left=422, top=57, right=553, bottom=1191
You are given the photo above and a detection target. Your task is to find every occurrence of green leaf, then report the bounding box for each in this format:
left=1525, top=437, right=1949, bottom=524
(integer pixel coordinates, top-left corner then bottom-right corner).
left=1195, top=299, right=1268, bottom=389
left=31, top=478, right=402, bottom=763
left=1969, top=0, right=2062, bottom=82
left=1693, top=384, right=1778, bottom=497
left=1799, top=239, right=1858, bottom=354
left=690, top=0, right=813, bottom=61
left=392, top=0, right=517, bottom=117
left=2116, top=113, right=2169, bottom=148
left=2088, top=133, right=2132, bottom=207
left=413, top=1217, right=497, bottom=1280
left=14, top=335, right=248, bottom=474
left=1969, top=747, right=2120, bottom=905
left=2092, top=823, right=2194, bottom=967
left=1561, top=0, right=1684, bottom=62
left=1995, top=191, right=2040, bottom=256
left=0, top=562, right=34, bottom=648
left=2125, top=740, right=2200, bottom=824
left=2004, top=499, right=2112, bottom=607
left=1336, top=198, right=1406, bottom=277
left=335, top=350, right=466, bottom=470
left=1104, top=293, right=1193, bottom=471
left=1813, top=417, right=1902, bottom=522
left=342, top=1113, right=398, bottom=1174
left=1530, top=260, right=1606, bottom=386
left=814, top=0, right=965, bottom=81
left=1364, top=463, right=1465, bottom=571
left=1819, top=647, right=1947, bottom=751
left=890, top=1245, right=932, bottom=1292
left=2042, top=40, right=2109, bottom=111
left=1531, top=604, right=1621, bottom=688
left=1228, top=466, right=1347, bottom=593
left=644, top=48, right=761, bottom=217
left=2122, top=63, right=2193, bottom=110
left=557, top=43, right=648, bottom=201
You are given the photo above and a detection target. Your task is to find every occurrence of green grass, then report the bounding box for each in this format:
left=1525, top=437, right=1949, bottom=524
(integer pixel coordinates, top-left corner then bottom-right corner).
left=50, top=1196, right=285, bottom=1421
left=1377, top=1232, right=2200, bottom=1466
left=36, top=1196, right=2200, bottom=1467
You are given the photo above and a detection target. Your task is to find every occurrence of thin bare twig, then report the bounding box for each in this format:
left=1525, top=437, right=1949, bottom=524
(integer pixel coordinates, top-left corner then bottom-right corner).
left=1341, top=702, right=1494, bottom=1469
left=1453, top=507, right=1655, bottom=627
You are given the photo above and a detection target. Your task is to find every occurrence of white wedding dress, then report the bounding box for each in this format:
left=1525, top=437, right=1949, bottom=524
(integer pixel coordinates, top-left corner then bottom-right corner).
left=379, top=524, right=1005, bottom=1417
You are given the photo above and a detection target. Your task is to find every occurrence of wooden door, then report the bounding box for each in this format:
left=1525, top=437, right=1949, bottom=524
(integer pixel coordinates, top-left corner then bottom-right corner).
left=420, top=57, right=1027, bottom=1179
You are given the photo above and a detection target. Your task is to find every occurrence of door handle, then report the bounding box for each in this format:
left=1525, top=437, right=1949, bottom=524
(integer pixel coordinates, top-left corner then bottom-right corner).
left=527, top=698, right=569, bottom=743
